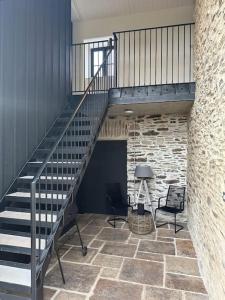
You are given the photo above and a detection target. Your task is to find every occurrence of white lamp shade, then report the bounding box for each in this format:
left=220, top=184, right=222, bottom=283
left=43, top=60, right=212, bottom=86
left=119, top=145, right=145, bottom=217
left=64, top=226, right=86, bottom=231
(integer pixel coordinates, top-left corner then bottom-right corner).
left=134, top=165, right=154, bottom=178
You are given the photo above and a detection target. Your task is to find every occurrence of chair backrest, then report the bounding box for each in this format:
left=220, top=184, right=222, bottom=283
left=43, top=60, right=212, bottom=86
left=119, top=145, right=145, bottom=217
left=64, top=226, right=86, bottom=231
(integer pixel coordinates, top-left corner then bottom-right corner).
left=105, top=182, right=123, bottom=205
left=166, top=185, right=185, bottom=208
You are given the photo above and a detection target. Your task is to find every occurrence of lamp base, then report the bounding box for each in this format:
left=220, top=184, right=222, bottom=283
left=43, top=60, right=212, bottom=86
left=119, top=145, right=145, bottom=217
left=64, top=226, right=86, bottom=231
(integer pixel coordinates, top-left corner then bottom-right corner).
left=137, top=203, right=145, bottom=215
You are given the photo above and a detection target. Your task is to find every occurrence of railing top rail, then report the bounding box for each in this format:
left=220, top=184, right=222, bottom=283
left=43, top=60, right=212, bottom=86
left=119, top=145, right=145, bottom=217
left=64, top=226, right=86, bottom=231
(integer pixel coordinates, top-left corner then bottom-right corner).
left=72, top=39, right=109, bottom=46
left=113, top=22, right=195, bottom=35
left=32, top=39, right=113, bottom=185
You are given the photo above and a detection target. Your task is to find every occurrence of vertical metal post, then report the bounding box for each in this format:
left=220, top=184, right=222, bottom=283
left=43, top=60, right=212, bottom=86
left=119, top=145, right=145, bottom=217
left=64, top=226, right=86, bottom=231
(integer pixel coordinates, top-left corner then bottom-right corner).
left=178, top=26, right=180, bottom=82
left=123, top=33, right=125, bottom=87
left=144, top=29, right=146, bottom=85
left=138, top=31, right=141, bottom=86
left=113, top=33, right=118, bottom=87
left=160, top=28, right=162, bottom=85
left=31, top=182, right=37, bottom=300
left=184, top=25, right=186, bottom=82
left=172, top=27, right=174, bottom=84
left=155, top=29, right=157, bottom=85
left=166, top=27, right=168, bottom=84
left=150, top=30, right=151, bottom=85
left=189, top=24, right=192, bottom=82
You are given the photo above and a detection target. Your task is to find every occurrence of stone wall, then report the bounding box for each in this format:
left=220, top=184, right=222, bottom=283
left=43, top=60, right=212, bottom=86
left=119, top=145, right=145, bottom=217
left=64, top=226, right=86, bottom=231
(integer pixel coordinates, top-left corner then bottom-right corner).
left=187, top=1, right=225, bottom=299
left=99, top=113, right=188, bottom=221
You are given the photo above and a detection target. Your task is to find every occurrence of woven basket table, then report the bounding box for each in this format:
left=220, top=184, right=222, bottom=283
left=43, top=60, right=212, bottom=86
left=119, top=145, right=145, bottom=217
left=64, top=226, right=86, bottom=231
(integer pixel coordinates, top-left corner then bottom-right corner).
left=128, top=209, right=155, bottom=235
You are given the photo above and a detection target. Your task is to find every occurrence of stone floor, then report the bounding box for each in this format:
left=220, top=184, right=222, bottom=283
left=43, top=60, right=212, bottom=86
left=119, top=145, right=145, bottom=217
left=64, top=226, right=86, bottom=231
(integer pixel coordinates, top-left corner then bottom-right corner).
left=43, top=214, right=208, bottom=300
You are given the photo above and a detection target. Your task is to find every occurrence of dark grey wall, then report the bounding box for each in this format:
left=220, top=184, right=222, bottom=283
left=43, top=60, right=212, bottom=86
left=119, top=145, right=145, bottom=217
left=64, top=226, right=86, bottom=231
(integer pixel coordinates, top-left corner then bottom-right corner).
left=0, top=0, right=71, bottom=198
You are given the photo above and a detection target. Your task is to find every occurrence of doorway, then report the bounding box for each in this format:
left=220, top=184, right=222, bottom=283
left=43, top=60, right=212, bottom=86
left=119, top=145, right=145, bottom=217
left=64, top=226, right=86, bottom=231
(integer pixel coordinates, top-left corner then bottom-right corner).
left=77, top=140, right=127, bottom=215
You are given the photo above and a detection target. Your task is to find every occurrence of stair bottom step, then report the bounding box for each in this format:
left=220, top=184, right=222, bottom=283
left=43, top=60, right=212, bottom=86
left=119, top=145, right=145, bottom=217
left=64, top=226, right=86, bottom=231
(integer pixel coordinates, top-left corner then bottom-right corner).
left=0, top=264, right=31, bottom=287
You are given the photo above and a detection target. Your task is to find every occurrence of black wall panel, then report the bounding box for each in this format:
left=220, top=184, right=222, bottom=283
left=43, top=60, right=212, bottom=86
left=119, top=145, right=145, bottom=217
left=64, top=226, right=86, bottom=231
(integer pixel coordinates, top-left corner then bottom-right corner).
left=0, top=0, right=71, bottom=198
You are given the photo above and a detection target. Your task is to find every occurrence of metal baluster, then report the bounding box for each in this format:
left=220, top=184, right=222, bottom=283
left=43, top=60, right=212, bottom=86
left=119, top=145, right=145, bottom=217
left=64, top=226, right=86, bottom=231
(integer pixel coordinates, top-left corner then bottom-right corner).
left=61, top=131, right=64, bottom=214
left=56, top=146, right=59, bottom=217
left=172, top=27, right=174, bottom=84
left=118, top=33, right=120, bottom=87
left=134, top=31, right=136, bottom=86
left=45, top=166, right=48, bottom=247
left=155, top=29, right=157, bottom=85
left=113, top=33, right=118, bottom=87
left=138, top=30, right=141, bottom=86
left=150, top=30, right=151, bottom=85
left=74, top=45, right=76, bottom=93
left=79, top=44, right=81, bottom=92
left=83, top=44, right=85, bottom=91
left=31, top=181, right=37, bottom=300
left=38, top=181, right=41, bottom=263
left=166, top=27, right=168, bottom=84
left=123, top=33, right=125, bottom=86
left=184, top=25, right=185, bottom=83
left=50, top=157, right=53, bottom=235
left=144, top=29, right=146, bottom=86
left=128, top=31, right=131, bottom=87
left=88, top=43, right=90, bottom=84
left=178, top=26, right=180, bottom=83
left=161, top=28, right=162, bottom=85
left=190, top=24, right=192, bottom=82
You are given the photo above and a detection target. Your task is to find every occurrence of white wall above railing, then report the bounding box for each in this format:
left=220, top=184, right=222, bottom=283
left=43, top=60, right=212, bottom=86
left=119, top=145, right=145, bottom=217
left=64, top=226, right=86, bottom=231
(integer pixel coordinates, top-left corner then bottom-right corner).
left=73, top=5, right=194, bottom=43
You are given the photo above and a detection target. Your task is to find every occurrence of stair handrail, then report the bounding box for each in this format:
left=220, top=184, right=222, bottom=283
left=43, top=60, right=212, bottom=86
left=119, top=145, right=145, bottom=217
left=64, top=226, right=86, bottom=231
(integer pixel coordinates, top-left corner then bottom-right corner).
left=31, top=41, right=113, bottom=186
left=30, top=38, right=114, bottom=299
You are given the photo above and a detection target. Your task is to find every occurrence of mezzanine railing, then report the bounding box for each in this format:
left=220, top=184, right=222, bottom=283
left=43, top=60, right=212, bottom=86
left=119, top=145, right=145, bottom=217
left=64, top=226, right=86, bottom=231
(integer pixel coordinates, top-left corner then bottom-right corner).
left=72, top=39, right=115, bottom=93
left=113, top=23, right=194, bottom=87
left=72, top=23, right=194, bottom=93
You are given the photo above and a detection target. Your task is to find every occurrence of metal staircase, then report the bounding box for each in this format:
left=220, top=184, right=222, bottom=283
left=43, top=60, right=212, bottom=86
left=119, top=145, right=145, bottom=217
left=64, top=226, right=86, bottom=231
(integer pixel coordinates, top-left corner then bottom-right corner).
left=0, top=43, right=114, bottom=300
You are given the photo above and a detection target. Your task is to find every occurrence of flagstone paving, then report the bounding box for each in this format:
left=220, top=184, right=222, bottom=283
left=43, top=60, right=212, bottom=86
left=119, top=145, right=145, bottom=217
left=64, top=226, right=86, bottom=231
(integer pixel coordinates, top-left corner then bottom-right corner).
left=44, top=213, right=208, bottom=300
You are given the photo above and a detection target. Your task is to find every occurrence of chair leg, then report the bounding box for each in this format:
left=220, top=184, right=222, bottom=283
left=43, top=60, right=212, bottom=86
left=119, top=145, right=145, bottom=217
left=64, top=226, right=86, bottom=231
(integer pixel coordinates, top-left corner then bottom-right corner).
left=55, top=248, right=65, bottom=284
left=74, top=217, right=87, bottom=256
left=170, top=213, right=184, bottom=233
left=154, top=208, right=157, bottom=222
left=175, top=213, right=176, bottom=233
left=155, top=208, right=168, bottom=228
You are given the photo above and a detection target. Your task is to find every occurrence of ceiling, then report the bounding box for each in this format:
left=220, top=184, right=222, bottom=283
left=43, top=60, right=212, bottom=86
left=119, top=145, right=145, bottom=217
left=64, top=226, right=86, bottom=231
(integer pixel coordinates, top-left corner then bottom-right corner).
left=72, top=0, right=194, bottom=21
left=107, top=101, right=193, bottom=117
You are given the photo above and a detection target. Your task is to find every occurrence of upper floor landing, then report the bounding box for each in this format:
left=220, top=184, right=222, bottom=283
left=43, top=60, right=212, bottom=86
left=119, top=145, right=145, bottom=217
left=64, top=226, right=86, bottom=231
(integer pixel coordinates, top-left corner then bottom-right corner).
left=71, top=23, right=195, bottom=106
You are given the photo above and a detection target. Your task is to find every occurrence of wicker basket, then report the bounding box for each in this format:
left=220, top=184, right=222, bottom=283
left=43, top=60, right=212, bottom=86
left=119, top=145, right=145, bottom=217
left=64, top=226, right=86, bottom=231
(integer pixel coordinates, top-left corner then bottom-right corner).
left=128, top=209, right=155, bottom=235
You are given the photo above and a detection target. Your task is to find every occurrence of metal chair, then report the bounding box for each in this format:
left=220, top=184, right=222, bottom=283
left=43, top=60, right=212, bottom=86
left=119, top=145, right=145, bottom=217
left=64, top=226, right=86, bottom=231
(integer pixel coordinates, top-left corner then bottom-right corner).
left=105, top=183, right=130, bottom=228
left=154, top=185, right=185, bottom=233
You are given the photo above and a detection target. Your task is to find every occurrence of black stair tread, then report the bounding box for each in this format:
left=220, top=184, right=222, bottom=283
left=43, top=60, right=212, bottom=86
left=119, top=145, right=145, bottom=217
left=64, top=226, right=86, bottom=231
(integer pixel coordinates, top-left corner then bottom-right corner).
left=0, top=246, right=32, bottom=257
left=47, top=131, right=91, bottom=138
left=36, top=146, right=87, bottom=151
left=45, top=136, right=92, bottom=142
left=0, top=228, right=46, bottom=239
left=5, top=195, right=67, bottom=205
left=52, top=124, right=92, bottom=130
left=0, top=259, right=30, bottom=270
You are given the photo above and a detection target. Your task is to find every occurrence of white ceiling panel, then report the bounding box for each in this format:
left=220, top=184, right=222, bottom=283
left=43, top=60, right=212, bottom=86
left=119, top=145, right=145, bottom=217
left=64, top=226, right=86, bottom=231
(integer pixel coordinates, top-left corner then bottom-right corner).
left=72, top=0, right=194, bottom=21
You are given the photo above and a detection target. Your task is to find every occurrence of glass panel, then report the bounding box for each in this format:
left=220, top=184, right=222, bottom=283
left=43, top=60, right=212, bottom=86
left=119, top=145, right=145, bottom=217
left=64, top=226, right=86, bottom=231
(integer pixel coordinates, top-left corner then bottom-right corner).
left=94, top=50, right=103, bottom=66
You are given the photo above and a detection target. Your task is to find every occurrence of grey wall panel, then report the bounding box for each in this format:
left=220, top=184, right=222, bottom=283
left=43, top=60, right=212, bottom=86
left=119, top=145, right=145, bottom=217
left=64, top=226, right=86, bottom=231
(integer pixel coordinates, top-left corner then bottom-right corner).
left=0, top=0, right=71, bottom=198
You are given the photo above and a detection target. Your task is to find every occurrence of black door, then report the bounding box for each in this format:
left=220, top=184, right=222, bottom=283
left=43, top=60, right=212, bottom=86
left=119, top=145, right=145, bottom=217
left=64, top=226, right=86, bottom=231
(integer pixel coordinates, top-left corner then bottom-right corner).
left=77, top=140, right=127, bottom=215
